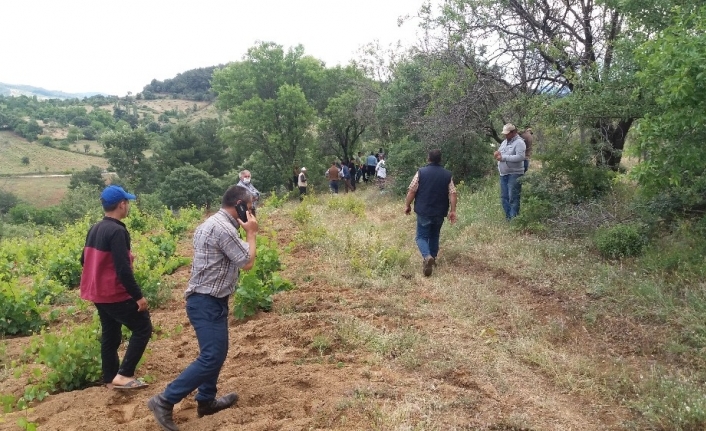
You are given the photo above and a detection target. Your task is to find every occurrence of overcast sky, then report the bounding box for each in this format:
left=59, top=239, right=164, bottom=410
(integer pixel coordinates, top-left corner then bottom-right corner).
left=2, top=0, right=430, bottom=96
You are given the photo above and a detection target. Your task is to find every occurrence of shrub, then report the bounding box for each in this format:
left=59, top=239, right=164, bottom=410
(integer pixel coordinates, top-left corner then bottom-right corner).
left=0, top=281, right=46, bottom=336
left=8, top=204, right=63, bottom=227
left=593, top=223, right=648, bottom=259
left=233, top=235, right=293, bottom=319
left=28, top=321, right=102, bottom=392
left=0, top=190, right=19, bottom=214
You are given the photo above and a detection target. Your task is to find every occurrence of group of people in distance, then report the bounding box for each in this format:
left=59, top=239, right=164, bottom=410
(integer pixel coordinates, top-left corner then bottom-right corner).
left=77, top=123, right=530, bottom=430
left=321, top=149, right=388, bottom=195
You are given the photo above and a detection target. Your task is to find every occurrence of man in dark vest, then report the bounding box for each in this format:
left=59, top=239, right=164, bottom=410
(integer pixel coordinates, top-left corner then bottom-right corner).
left=404, top=149, right=457, bottom=276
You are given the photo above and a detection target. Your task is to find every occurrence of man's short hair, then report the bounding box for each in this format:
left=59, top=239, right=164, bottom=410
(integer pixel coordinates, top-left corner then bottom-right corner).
left=102, top=201, right=123, bottom=212
left=222, top=185, right=251, bottom=208
left=428, top=149, right=442, bottom=164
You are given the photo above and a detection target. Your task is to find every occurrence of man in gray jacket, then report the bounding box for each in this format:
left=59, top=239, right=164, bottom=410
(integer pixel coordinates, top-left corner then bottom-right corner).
left=494, top=123, right=526, bottom=220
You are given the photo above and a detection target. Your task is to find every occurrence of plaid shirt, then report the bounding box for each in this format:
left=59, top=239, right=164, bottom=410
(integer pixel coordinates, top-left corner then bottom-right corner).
left=184, top=209, right=250, bottom=299
left=407, top=172, right=457, bottom=195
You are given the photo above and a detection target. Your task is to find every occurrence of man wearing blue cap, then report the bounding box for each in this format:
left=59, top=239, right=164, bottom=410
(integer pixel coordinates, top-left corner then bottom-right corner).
left=79, top=185, right=153, bottom=390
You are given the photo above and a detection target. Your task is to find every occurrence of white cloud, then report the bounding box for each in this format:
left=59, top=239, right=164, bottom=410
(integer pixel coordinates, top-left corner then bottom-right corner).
left=2, top=0, right=427, bottom=95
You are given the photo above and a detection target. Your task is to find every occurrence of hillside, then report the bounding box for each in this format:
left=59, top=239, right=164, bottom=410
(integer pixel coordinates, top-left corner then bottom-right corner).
left=0, top=131, right=109, bottom=175
left=0, top=82, right=105, bottom=100
left=2, top=183, right=701, bottom=430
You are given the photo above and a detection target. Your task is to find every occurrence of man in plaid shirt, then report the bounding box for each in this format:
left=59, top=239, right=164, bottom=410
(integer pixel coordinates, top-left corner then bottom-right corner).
left=148, top=185, right=258, bottom=430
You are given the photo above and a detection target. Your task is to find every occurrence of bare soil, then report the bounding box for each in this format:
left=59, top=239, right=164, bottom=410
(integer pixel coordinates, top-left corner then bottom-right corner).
left=0, top=209, right=643, bottom=431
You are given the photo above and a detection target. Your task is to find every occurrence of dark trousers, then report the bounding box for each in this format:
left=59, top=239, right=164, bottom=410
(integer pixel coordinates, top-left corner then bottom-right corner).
left=95, top=299, right=153, bottom=384
left=299, top=186, right=307, bottom=200
left=163, top=293, right=229, bottom=404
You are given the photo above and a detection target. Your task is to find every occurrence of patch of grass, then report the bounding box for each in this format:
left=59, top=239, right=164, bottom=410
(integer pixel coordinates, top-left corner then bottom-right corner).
left=0, top=176, right=71, bottom=208
left=0, top=131, right=108, bottom=175
left=631, top=370, right=706, bottom=431
left=334, top=316, right=422, bottom=366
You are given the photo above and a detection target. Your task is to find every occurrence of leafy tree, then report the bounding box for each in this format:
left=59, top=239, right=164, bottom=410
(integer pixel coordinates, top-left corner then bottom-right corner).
left=632, top=6, right=706, bottom=214
left=19, top=120, right=43, bottom=141
left=376, top=51, right=498, bottom=182
left=69, top=166, right=106, bottom=191
left=153, top=120, right=230, bottom=180
left=318, top=87, right=375, bottom=162
left=101, top=128, right=153, bottom=191
left=213, top=42, right=322, bottom=189
left=158, top=165, right=220, bottom=209
left=419, top=0, right=640, bottom=170
left=71, top=116, right=91, bottom=127
left=0, top=190, right=19, bottom=214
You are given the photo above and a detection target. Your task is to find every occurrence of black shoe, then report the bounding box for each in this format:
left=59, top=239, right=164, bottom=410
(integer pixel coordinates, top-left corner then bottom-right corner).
left=197, top=393, right=239, bottom=418
left=423, top=256, right=435, bottom=277
left=147, top=394, right=179, bottom=431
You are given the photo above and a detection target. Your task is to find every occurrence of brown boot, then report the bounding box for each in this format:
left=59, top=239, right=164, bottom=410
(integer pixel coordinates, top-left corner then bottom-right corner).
left=197, top=393, right=239, bottom=418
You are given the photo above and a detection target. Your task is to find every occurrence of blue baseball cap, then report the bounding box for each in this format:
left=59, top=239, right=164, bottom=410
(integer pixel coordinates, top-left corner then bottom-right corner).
left=100, top=185, right=136, bottom=207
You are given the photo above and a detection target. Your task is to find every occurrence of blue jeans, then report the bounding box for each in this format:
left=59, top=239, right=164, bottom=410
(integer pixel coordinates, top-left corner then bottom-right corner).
left=500, top=174, right=523, bottom=220
left=415, top=214, right=445, bottom=259
left=163, top=294, right=229, bottom=404
left=95, top=299, right=153, bottom=384
left=329, top=180, right=339, bottom=193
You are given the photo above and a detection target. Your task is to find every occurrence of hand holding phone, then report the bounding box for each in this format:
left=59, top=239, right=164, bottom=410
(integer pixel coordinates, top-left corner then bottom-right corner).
left=235, top=202, right=248, bottom=222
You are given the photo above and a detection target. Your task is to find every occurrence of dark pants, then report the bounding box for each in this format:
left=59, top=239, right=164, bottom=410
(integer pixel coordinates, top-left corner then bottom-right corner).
left=329, top=180, right=339, bottom=193
left=415, top=215, right=445, bottom=259
left=163, top=294, right=229, bottom=404
left=95, top=299, right=153, bottom=384
left=367, top=165, right=376, bottom=181
left=299, top=186, right=307, bottom=200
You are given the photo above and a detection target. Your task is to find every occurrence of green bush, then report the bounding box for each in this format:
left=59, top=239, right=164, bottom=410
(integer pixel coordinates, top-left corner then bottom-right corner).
left=511, top=194, right=553, bottom=234
left=233, top=235, right=293, bottom=319
left=8, top=204, right=63, bottom=227
left=0, top=281, right=46, bottom=336
left=29, top=320, right=102, bottom=392
left=0, top=190, right=20, bottom=214
left=594, top=223, right=648, bottom=259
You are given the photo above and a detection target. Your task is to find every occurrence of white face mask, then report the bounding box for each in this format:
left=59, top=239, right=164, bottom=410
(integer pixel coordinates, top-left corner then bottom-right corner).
left=242, top=178, right=251, bottom=185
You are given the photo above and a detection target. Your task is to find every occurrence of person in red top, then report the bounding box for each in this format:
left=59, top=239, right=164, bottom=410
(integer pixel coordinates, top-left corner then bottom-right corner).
left=80, top=185, right=153, bottom=390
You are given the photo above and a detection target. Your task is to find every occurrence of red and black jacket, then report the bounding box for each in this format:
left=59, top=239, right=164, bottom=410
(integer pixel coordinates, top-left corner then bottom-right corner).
left=79, top=217, right=143, bottom=304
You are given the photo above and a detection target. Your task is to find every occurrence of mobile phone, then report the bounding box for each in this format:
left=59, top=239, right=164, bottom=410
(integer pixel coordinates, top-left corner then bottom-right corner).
left=235, top=202, right=248, bottom=222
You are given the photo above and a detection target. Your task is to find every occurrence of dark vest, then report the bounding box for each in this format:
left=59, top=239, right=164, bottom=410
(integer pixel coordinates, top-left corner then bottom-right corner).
left=414, top=163, right=452, bottom=217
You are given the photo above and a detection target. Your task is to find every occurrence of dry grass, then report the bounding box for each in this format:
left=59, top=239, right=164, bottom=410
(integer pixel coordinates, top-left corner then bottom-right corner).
left=0, top=175, right=70, bottom=207
left=271, top=177, right=706, bottom=430
left=0, top=131, right=108, bottom=175
left=272, top=184, right=635, bottom=429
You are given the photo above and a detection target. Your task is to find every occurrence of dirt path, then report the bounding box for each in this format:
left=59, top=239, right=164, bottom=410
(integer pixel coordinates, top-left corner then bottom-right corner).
left=0, top=207, right=638, bottom=431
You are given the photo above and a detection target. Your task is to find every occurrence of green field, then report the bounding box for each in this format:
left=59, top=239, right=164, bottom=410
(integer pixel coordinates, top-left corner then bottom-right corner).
left=0, top=131, right=109, bottom=175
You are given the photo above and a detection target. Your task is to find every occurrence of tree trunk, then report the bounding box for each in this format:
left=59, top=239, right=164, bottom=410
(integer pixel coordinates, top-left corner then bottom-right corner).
left=591, top=119, right=634, bottom=171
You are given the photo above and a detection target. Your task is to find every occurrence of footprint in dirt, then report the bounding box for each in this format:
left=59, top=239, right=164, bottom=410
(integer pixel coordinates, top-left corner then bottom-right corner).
left=108, top=392, right=140, bottom=423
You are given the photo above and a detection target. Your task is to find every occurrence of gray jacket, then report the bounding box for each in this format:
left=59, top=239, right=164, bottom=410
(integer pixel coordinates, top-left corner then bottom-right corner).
left=497, top=135, right=526, bottom=175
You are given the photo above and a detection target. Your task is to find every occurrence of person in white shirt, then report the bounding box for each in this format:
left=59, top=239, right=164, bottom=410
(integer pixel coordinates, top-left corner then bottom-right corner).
left=297, top=167, right=308, bottom=200
left=375, top=157, right=387, bottom=189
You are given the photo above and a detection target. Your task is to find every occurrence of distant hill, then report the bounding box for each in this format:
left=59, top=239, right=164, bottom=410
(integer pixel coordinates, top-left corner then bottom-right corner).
left=141, top=65, right=224, bottom=101
left=0, top=82, right=106, bottom=100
